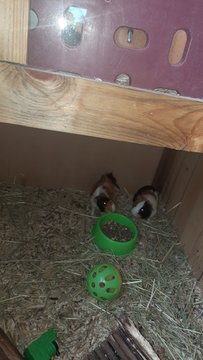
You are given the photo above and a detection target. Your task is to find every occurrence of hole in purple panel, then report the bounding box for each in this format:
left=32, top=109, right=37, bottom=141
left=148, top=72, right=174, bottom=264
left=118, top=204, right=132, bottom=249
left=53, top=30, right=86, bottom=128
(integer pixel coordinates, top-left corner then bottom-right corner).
left=29, top=9, right=39, bottom=30
left=61, top=6, right=87, bottom=47
left=168, top=29, right=190, bottom=65
left=114, top=27, right=148, bottom=49
left=115, top=74, right=131, bottom=86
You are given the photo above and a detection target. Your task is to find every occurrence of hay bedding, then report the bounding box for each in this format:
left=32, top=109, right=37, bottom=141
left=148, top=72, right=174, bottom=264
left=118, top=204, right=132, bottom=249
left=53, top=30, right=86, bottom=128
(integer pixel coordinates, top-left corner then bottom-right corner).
left=0, top=183, right=202, bottom=360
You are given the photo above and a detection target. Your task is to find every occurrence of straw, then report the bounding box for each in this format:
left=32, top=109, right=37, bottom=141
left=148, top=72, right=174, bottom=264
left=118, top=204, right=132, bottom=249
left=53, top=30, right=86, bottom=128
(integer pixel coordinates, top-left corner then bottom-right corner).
left=0, top=182, right=202, bottom=360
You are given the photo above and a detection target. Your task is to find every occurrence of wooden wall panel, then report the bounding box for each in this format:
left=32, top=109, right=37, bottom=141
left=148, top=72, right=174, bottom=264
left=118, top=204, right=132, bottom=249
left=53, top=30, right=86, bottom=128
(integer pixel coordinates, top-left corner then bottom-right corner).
left=0, top=123, right=163, bottom=192
left=174, top=157, right=203, bottom=236
left=154, top=150, right=185, bottom=206
left=159, top=151, right=200, bottom=215
left=153, top=149, right=177, bottom=192
left=180, top=189, right=203, bottom=282
left=155, top=149, right=203, bottom=289
left=0, top=0, right=29, bottom=64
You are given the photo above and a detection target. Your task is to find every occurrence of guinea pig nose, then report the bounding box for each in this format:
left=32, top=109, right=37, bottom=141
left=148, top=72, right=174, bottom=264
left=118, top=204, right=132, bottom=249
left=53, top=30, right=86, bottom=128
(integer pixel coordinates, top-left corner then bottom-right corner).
left=112, top=203, right=116, bottom=212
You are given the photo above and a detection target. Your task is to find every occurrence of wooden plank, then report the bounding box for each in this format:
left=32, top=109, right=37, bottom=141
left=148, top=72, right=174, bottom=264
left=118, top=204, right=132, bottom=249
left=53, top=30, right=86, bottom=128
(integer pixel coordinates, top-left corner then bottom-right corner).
left=0, top=0, right=29, bottom=64
left=165, top=152, right=200, bottom=217
left=112, top=331, right=141, bottom=359
left=0, top=328, right=23, bottom=360
left=174, top=155, right=203, bottom=243
left=168, top=154, right=203, bottom=282
left=0, top=63, right=203, bottom=152
left=0, top=348, right=9, bottom=360
left=154, top=151, right=203, bottom=284
left=159, top=150, right=186, bottom=210
left=153, top=149, right=177, bottom=194
left=180, top=187, right=203, bottom=281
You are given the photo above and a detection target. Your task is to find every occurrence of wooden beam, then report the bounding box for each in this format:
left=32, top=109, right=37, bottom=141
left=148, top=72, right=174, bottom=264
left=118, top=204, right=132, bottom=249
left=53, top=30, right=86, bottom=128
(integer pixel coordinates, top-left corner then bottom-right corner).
left=0, top=328, right=24, bottom=360
left=0, top=0, right=29, bottom=64
left=0, top=62, right=203, bottom=152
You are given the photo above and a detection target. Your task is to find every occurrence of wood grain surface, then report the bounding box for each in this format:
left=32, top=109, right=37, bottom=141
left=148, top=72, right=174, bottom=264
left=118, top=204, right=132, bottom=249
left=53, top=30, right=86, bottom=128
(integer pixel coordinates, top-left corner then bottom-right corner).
left=0, top=328, right=23, bottom=360
left=0, top=0, right=29, bottom=64
left=155, top=149, right=203, bottom=290
left=0, top=62, right=203, bottom=152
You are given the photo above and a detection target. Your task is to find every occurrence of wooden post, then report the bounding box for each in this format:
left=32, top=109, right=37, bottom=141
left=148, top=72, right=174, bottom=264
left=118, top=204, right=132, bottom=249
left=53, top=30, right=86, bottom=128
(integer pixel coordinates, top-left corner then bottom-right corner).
left=0, top=0, right=29, bottom=64
left=0, top=328, right=24, bottom=360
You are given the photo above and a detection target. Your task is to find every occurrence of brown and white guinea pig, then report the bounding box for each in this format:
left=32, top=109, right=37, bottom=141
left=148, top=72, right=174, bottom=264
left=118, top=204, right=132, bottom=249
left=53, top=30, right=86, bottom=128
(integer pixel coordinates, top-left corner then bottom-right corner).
left=131, top=185, right=158, bottom=219
left=90, top=173, right=120, bottom=215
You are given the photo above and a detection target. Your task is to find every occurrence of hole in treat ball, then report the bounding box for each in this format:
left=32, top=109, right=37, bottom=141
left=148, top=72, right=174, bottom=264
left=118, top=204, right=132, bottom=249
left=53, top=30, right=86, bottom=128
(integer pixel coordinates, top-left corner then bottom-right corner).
left=106, top=288, right=116, bottom=293
left=98, top=265, right=108, bottom=272
left=102, top=221, right=132, bottom=242
left=91, top=282, right=95, bottom=288
left=93, top=292, right=98, bottom=297
left=99, top=282, right=105, bottom=288
left=92, top=272, right=97, bottom=278
left=105, top=274, right=115, bottom=281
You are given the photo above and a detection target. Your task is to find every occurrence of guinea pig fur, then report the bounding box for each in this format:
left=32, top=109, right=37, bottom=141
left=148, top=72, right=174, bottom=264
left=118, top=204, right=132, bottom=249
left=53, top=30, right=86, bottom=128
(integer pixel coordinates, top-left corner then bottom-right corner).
left=90, top=173, right=119, bottom=215
left=131, top=185, right=158, bottom=219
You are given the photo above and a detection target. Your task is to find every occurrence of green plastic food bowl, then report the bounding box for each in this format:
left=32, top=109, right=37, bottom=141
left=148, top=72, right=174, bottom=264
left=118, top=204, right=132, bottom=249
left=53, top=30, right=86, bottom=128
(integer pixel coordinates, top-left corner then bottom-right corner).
left=91, top=212, right=138, bottom=256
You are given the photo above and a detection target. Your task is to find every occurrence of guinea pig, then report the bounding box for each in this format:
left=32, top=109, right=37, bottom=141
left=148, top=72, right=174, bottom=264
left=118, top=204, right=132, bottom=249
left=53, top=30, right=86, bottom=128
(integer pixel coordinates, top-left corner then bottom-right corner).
left=90, top=173, right=120, bottom=215
left=131, top=185, right=158, bottom=219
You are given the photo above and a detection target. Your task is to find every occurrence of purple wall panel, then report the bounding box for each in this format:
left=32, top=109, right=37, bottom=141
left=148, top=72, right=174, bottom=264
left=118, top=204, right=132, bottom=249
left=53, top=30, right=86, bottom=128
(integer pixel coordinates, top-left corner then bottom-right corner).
left=28, top=0, right=203, bottom=98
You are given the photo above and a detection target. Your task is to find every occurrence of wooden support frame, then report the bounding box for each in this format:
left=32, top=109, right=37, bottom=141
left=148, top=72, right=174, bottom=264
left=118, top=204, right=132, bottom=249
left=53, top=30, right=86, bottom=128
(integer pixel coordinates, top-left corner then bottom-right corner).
left=0, top=62, right=203, bottom=152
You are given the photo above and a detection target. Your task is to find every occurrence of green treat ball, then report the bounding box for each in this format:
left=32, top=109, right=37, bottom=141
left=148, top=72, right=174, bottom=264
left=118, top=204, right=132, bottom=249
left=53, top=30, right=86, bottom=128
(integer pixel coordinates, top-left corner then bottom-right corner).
left=87, top=263, right=122, bottom=301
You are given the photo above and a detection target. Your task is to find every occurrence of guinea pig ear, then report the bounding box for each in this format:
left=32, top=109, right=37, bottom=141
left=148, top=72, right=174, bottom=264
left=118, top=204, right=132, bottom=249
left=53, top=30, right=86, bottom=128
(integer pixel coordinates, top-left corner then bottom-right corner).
left=111, top=202, right=116, bottom=212
left=106, top=173, right=120, bottom=189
